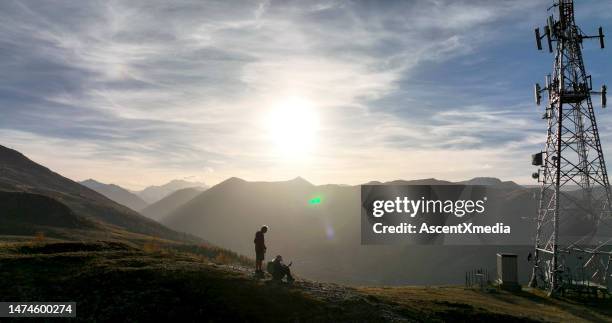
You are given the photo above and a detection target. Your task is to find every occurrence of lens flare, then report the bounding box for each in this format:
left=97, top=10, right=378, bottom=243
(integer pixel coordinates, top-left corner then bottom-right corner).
left=309, top=196, right=322, bottom=205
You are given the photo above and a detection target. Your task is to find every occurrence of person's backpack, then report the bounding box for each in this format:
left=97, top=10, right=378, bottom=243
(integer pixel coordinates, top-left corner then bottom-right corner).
left=266, top=261, right=275, bottom=275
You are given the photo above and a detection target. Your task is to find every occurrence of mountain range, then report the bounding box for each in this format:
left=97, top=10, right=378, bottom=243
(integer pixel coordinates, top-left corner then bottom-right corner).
left=136, top=179, right=207, bottom=204
left=5, top=143, right=606, bottom=287
left=80, top=179, right=149, bottom=211
left=0, top=145, right=196, bottom=243
left=161, top=176, right=542, bottom=285
left=141, top=188, right=203, bottom=221
left=79, top=178, right=207, bottom=214
left=2, top=144, right=607, bottom=321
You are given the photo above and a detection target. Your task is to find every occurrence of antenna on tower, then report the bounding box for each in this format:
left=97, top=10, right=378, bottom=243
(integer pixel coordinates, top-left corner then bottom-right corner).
left=534, top=83, right=542, bottom=105
left=529, top=0, right=612, bottom=297
left=534, top=26, right=553, bottom=52
left=535, top=28, right=543, bottom=50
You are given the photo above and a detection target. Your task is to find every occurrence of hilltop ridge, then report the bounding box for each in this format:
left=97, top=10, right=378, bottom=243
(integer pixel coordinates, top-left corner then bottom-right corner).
left=0, top=241, right=608, bottom=322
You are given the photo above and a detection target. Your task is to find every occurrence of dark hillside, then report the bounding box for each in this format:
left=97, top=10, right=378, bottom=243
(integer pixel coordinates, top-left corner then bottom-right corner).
left=0, top=191, right=95, bottom=231
left=0, top=145, right=197, bottom=243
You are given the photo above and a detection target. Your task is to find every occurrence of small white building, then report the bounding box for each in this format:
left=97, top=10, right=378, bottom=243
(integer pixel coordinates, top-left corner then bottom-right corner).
left=497, top=253, right=520, bottom=291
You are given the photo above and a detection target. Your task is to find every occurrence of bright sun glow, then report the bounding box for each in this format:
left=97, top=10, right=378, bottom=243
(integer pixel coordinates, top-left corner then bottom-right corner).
left=266, top=97, right=319, bottom=158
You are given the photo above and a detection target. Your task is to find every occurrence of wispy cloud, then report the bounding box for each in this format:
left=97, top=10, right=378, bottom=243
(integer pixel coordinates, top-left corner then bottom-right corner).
left=1, top=0, right=611, bottom=188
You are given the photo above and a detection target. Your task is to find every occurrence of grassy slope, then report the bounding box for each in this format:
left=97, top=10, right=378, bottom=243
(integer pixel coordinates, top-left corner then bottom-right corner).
left=1, top=241, right=609, bottom=322
left=0, top=241, right=404, bottom=322
left=361, top=286, right=612, bottom=323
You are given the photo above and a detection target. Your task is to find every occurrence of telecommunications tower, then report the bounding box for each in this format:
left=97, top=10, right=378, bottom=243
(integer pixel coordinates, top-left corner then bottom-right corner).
left=530, top=0, right=612, bottom=296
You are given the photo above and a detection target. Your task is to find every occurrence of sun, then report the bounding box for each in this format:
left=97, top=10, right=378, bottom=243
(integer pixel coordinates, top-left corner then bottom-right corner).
left=266, top=97, right=319, bottom=158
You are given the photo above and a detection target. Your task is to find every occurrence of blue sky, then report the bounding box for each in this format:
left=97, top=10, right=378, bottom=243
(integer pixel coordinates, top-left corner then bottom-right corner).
left=1, top=0, right=611, bottom=189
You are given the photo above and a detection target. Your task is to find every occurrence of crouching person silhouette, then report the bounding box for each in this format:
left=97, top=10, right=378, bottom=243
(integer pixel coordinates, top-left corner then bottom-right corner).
left=267, top=255, right=294, bottom=283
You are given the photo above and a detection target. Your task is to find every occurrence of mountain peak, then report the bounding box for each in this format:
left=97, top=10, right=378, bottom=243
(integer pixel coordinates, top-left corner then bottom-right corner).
left=218, top=177, right=247, bottom=186
left=167, top=179, right=193, bottom=186
left=81, top=178, right=102, bottom=185
left=137, top=179, right=208, bottom=204
left=80, top=179, right=148, bottom=211
left=384, top=178, right=453, bottom=185
left=459, top=177, right=521, bottom=190
left=463, top=177, right=502, bottom=185
left=288, top=176, right=312, bottom=186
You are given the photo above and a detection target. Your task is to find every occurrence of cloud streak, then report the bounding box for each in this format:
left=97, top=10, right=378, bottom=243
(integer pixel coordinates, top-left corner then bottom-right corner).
left=1, top=0, right=611, bottom=188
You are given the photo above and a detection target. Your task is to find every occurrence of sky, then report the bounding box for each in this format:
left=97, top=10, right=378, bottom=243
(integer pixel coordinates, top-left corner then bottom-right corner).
left=1, top=0, right=612, bottom=189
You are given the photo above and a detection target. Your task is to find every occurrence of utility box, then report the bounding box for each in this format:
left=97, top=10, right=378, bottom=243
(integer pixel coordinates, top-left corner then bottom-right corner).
left=497, top=253, right=520, bottom=291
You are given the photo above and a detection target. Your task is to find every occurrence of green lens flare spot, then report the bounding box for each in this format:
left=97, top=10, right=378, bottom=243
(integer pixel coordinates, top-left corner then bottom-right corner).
left=309, top=197, right=322, bottom=205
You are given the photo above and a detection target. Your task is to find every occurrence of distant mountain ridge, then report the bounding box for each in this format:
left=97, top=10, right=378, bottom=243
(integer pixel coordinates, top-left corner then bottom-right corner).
left=458, top=177, right=522, bottom=189
left=80, top=179, right=148, bottom=211
left=0, top=144, right=198, bottom=243
left=141, top=188, right=203, bottom=221
left=136, top=179, right=208, bottom=204
left=364, top=177, right=522, bottom=188
left=162, top=175, right=535, bottom=285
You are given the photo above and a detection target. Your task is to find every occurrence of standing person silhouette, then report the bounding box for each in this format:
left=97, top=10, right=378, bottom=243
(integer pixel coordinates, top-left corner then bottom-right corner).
left=254, top=225, right=268, bottom=274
